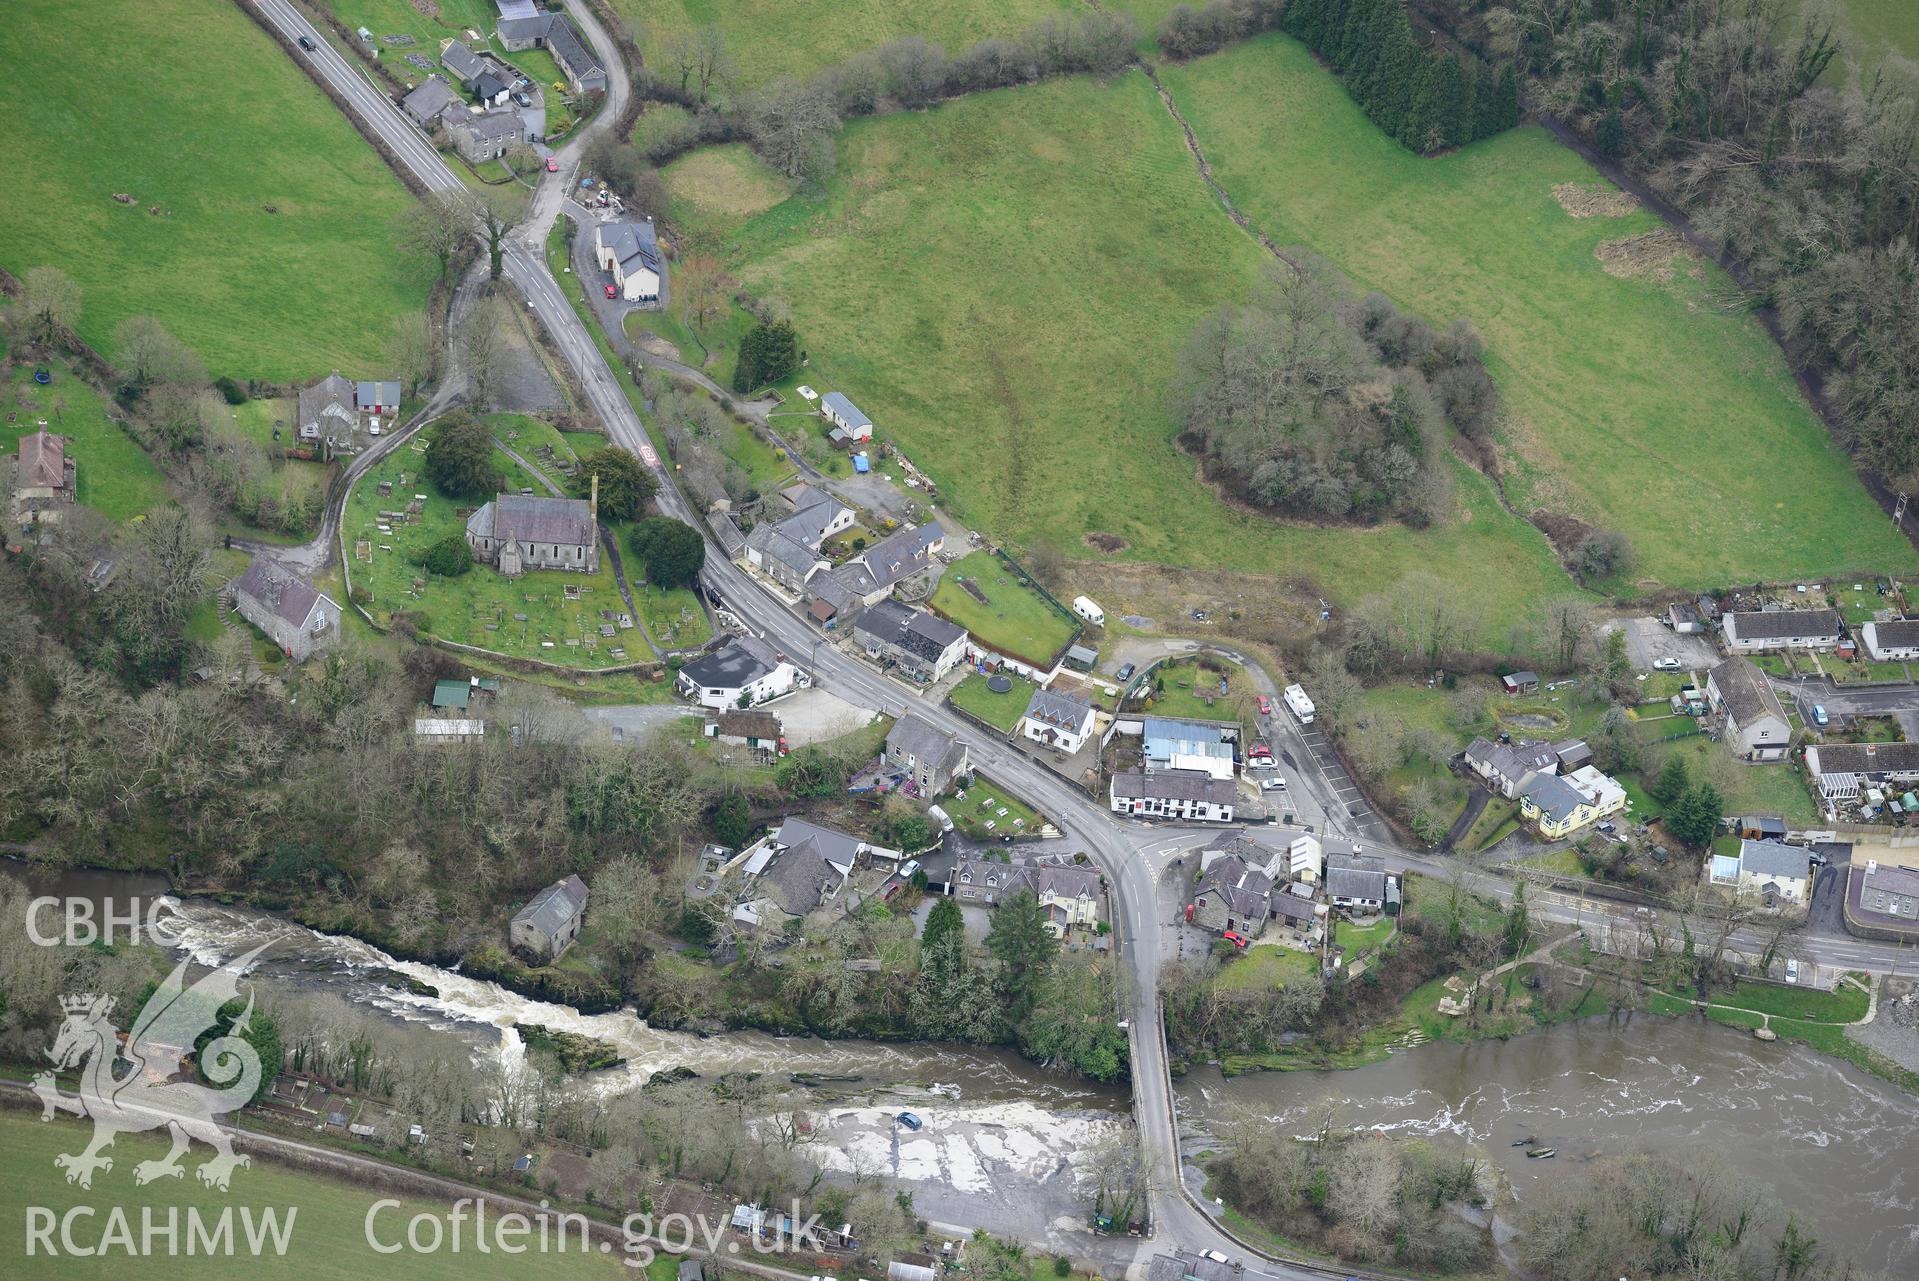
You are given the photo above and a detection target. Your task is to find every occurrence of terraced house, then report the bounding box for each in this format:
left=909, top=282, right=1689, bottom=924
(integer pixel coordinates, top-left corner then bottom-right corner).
left=1720, top=607, right=1844, bottom=652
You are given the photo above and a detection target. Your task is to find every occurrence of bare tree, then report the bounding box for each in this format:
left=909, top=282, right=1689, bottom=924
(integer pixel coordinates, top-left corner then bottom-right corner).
left=460, top=297, right=508, bottom=410
left=394, top=191, right=472, bottom=279
left=667, top=25, right=734, bottom=104
left=384, top=310, right=435, bottom=397
left=468, top=190, right=516, bottom=280
left=744, top=77, right=841, bottom=181
left=676, top=254, right=734, bottom=333
left=19, top=266, right=81, bottom=347
left=113, top=316, right=205, bottom=392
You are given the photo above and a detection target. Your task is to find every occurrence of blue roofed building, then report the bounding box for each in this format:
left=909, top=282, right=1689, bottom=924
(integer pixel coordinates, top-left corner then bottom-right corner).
left=1142, top=717, right=1235, bottom=780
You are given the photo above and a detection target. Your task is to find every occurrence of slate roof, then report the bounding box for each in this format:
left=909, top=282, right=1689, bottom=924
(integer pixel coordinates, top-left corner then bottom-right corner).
left=855, top=600, right=964, bottom=663
left=1025, top=686, right=1093, bottom=734
left=1553, top=739, right=1593, bottom=770
left=450, top=109, right=521, bottom=143
left=469, top=493, right=595, bottom=546
left=1862, top=862, right=1919, bottom=899
left=712, top=512, right=747, bottom=558
left=599, top=220, right=663, bottom=276
left=441, top=40, right=487, bottom=83
left=298, top=373, right=356, bottom=434
left=356, top=379, right=402, bottom=409
left=1112, top=768, right=1234, bottom=804
left=402, top=75, right=460, bottom=123
left=233, top=555, right=328, bottom=629
left=759, top=840, right=845, bottom=917
left=496, top=16, right=549, bottom=41
left=845, top=522, right=943, bottom=591
left=1463, top=736, right=1558, bottom=784
left=497, top=0, right=539, bottom=19
left=1325, top=854, right=1388, bottom=902
left=541, top=15, right=602, bottom=81
left=821, top=392, right=871, bottom=430
left=1806, top=742, right=1919, bottom=776
left=511, top=874, right=587, bottom=938
left=680, top=634, right=786, bottom=690
left=1738, top=838, right=1809, bottom=882
left=1194, top=854, right=1273, bottom=919
left=473, top=69, right=510, bottom=100
left=1708, top=658, right=1787, bottom=728
left=1865, top=619, right=1919, bottom=650
left=887, top=713, right=965, bottom=772
left=958, top=857, right=1099, bottom=903
left=773, top=817, right=867, bottom=869
left=16, top=430, right=69, bottom=489
left=746, top=522, right=821, bottom=579
left=1724, top=608, right=1842, bottom=640
left=1271, top=892, right=1318, bottom=926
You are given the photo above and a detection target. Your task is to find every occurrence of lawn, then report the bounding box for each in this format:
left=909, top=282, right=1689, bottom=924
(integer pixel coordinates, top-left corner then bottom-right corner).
left=1213, top=943, right=1318, bottom=991
left=1136, top=657, right=1253, bottom=724
left=948, top=670, right=1037, bottom=733
left=928, top=549, right=1078, bottom=666
left=668, top=73, right=1577, bottom=642
left=0, top=1112, right=628, bottom=1280
left=1, top=362, right=169, bottom=521
left=1162, top=35, right=1916, bottom=595
left=0, top=0, right=427, bottom=382
left=1335, top=914, right=1394, bottom=957
left=343, top=425, right=639, bottom=666
left=488, top=413, right=583, bottom=489
left=1835, top=0, right=1919, bottom=67
left=943, top=775, right=1045, bottom=840
left=616, top=0, right=1075, bottom=99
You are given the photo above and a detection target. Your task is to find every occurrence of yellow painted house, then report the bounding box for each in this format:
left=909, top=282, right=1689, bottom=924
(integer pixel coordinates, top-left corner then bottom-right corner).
left=1519, top=771, right=1605, bottom=840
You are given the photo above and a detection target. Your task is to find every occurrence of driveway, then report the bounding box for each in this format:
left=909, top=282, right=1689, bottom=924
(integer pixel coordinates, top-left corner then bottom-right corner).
left=769, top=686, right=879, bottom=746
left=1611, top=616, right=1720, bottom=673
left=582, top=704, right=698, bottom=742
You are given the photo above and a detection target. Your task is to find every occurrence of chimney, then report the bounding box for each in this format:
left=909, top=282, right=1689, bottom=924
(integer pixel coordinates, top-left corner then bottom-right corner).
left=590, top=472, right=599, bottom=522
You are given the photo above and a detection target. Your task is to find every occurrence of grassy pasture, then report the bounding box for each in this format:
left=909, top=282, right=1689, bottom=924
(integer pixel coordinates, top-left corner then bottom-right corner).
left=1161, top=34, right=1915, bottom=592
left=929, top=550, right=1078, bottom=664
left=616, top=0, right=1074, bottom=98
left=669, top=73, right=1578, bottom=641
left=0, top=0, right=426, bottom=382
left=2, top=362, right=170, bottom=521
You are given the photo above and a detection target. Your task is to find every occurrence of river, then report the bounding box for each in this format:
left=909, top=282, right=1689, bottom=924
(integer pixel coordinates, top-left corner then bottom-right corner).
left=8, top=863, right=1127, bottom=1246
left=1177, top=1015, right=1919, bottom=1274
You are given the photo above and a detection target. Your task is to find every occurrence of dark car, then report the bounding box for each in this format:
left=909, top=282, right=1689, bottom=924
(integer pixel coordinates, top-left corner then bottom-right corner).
left=297, top=35, right=316, bottom=51
left=1115, top=663, right=1136, bottom=682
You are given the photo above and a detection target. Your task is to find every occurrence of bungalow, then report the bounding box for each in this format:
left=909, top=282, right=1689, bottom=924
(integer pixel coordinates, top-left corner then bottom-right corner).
left=952, top=857, right=1101, bottom=937
left=1021, top=687, right=1096, bottom=754
left=1462, top=737, right=1559, bottom=799
left=1142, top=716, right=1235, bottom=781
left=1706, top=657, right=1790, bottom=762
left=1861, top=620, right=1919, bottom=662
left=1721, top=608, right=1843, bottom=652
left=1708, top=838, right=1811, bottom=906
left=821, top=392, right=873, bottom=441
left=677, top=635, right=801, bottom=709
left=594, top=220, right=664, bottom=303
left=1519, top=770, right=1603, bottom=839
left=7, top=429, right=77, bottom=528
left=230, top=555, right=341, bottom=663
left=1500, top=671, right=1540, bottom=695
left=509, top=874, right=588, bottom=960
left=1804, top=741, right=1919, bottom=803
left=705, top=708, right=782, bottom=753
left=884, top=713, right=970, bottom=795
left=1325, top=853, right=1395, bottom=914
left=1189, top=853, right=1273, bottom=940
left=1109, top=769, right=1236, bottom=822
left=853, top=600, right=968, bottom=683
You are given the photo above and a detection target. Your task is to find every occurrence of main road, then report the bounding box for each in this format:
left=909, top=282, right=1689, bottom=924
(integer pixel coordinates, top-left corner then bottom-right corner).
left=247, top=5, right=1919, bottom=1275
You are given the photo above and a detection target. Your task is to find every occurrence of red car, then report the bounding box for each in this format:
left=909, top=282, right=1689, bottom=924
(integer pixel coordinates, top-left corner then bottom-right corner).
left=1222, top=931, right=1250, bottom=949
left=1256, top=694, right=1273, bottom=716
left=604, top=284, right=617, bottom=299
left=545, top=157, right=559, bottom=173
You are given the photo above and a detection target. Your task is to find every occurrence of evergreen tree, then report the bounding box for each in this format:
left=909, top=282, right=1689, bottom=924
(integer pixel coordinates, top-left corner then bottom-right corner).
left=986, top=889, right=1057, bottom=1023
left=1504, top=881, right=1531, bottom=960
left=1665, top=783, right=1724, bottom=849
left=1595, top=108, right=1628, bottom=157
left=1650, top=753, right=1690, bottom=805
left=710, top=792, right=752, bottom=849
left=923, top=896, right=965, bottom=955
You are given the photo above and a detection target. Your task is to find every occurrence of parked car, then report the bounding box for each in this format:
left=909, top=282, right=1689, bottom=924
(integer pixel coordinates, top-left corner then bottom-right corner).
left=1256, top=694, right=1273, bottom=716
left=1260, top=776, right=1287, bottom=791
left=898, top=860, right=922, bottom=882
left=1785, top=959, right=1800, bottom=984
left=604, top=284, right=618, bottom=298
left=1115, top=663, right=1136, bottom=682
left=1812, top=704, right=1830, bottom=727
left=297, top=35, right=316, bottom=51
left=1200, top=1251, right=1230, bottom=1265
left=896, top=1112, right=923, bottom=1131
left=1221, top=932, right=1250, bottom=949
left=545, top=156, right=558, bottom=172
left=1653, top=657, right=1682, bottom=671
left=514, top=91, right=533, bottom=108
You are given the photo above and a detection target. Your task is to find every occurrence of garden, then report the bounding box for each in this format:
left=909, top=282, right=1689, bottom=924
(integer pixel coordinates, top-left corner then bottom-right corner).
left=928, top=549, right=1077, bottom=666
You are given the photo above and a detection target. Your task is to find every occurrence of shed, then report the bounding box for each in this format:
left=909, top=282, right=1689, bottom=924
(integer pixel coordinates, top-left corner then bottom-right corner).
left=1064, top=643, right=1099, bottom=672
left=1500, top=671, right=1540, bottom=695
left=432, top=679, right=471, bottom=709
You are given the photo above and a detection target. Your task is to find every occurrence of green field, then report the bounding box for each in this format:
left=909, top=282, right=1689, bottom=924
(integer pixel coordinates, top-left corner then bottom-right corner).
left=928, top=550, right=1078, bottom=665
left=344, top=426, right=637, bottom=666
left=1162, top=34, right=1914, bottom=593
left=617, top=0, right=1074, bottom=98
left=0, top=1112, right=626, bottom=1280
left=1834, top=0, right=1919, bottom=66
left=669, top=73, right=1580, bottom=640
left=949, top=670, right=1036, bottom=733
left=2, top=362, right=169, bottom=521
left=0, top=0, right=426, bottom=382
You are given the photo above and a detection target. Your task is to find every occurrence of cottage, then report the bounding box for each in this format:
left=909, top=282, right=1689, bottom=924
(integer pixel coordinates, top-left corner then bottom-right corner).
left=1141, top=716, right=1235, bottom=780
left=510, top=874, right=588, bottom=960
left=820, top=392, right=873, bottom=441
left=7, top=429, right=77, bottom=528
left=1189, top=854, right=1273, bottom=939
left=706, top=708, right=782, bottom=752
left=885, top=714, right=970, bottom=794
left=1500, top=671, right=1540, bottom=695
left=441, top=40, right=488, bottom=84
left=952, top=857, right=1100, bottom=937
left=1110, top=769, right=1236, bottom=822
left=744, top=523, right=825, bottom=593
left=230, top=555, right=341, bottom=662
left=810, top=521, right=946, bottom=615
left=1804, top=741, right=1919, bottom=802
left=1721, top=608, right=1843, bottom=652
left=1519, top=770, right=1603, bottom=839
left=676, top=634, right=800, bottom=709
left=594, top=220, right=664, bottom=302
left=736, top=818, right=888, bottom=925
left=1708, top=839, right=1811, bottom=906
left=446, top=109, right=523, bottom=163
left=853, top=600, right=968, bottom=683
left=1325, top=853, right=1395, bottom=913
left=298, top=372, right=360, bottom=453
left=1861, top=620, right=1919, bottom=662
left=1706, top=658, right=1791, bottom=762
left=1860, top=862, right=1919, bottom=922
left=466, top=489, right=599, bottom=575
left=495, top=11, right=607, bottom=94
left=1022, top=687, right=1097, bottom=754
left=1462, top=737, right=1559, bottom=799
left=402, top=74, right=460, bottom=128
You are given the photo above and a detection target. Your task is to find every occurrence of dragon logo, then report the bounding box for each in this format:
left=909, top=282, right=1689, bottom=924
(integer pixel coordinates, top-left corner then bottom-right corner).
left=32, top=944, right=271, bottom=1191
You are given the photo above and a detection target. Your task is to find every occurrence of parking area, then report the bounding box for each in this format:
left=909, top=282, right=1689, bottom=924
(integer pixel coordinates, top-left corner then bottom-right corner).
left=1612, top=616, right=1721, bottom=673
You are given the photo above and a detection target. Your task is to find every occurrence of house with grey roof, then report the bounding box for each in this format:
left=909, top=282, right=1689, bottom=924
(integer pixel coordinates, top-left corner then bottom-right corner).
left=676, top=634, right=800, bottom=709
left=744, top=522, right=824, bottom=593
left=1708, top=838, right=1811, bottom=906
left=356, top=379, right=402, bottom=420
left=1110, top=769, right=1236, bottom=822
left=1706, top=657, right=1790, bottom=762
left=495, top=10, right=607, bottom=94
left=231, top=554, right=341, bottom=663
left=1462, top=737, right=1560, bottom=798
left=510, top=874, right=588, bottom=960
left=1804, top=741, right=1919, bottom=802
left=402, top=75, right=461, bottom=128
left=1859, top=862, right=1919, bottom=923
left=808, top=522, right=945, bottom=619
left=951, top=855, right=1101, bottom=937
left=446, top=108, right=524, bottom=163
left=1861, top=619, right=1919, bottom=661
left=298, top=372, right=360, bottom=454
left=1325, top=853, right=1395, bottom=913
left=1190, top=853, right=1274, bottom=938
left=594, top=219, right=664, bottom=303
left=853, top=600, right=968, bottom=683
left=465, top=490, right=599, bottom=575
left=1518, top=770, right=1604, bottom=839
left=742, top=818, right=896, bottom=924
left=820, top=392, right=872, bottom=441
left=441, top=40, right=488, bottom=85
left=885, top=713, right=970, bottom=794
left=705, top=708, right=781, bottom=753
left=1021, top=686, right=1096, bottom=754
left=1721, top=608, right=1843, bottom=652
left=472, top=68, right=512, bottom=106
